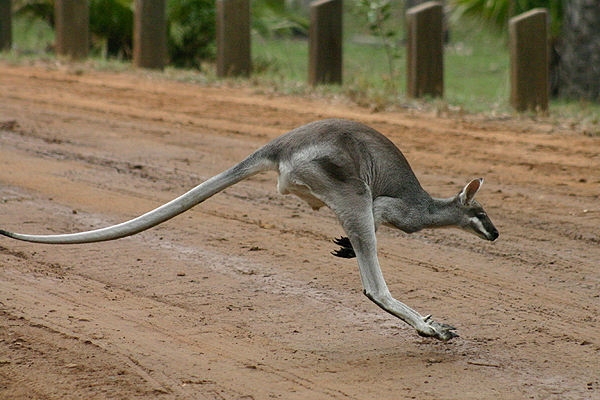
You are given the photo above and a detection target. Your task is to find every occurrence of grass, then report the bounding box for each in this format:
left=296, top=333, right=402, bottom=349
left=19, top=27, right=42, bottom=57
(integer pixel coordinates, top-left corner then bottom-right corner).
left=250, top=18, right=599, bottom=131
left=250, top=16, right=512, bottom=113
left=444, top=23, right=510, bottom=113
left=3, top=8, right=599, bottom=130
left=251, top=28, right=511, bottom=113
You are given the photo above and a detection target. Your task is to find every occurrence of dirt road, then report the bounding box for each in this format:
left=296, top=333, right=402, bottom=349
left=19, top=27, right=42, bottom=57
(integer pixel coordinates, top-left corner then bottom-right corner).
left=0, top=63, right=598, bottom=399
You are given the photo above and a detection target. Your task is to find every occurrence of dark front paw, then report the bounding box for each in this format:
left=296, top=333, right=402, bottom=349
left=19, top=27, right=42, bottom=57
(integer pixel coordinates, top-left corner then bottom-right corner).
left=331, top=237, right=356, bottom=258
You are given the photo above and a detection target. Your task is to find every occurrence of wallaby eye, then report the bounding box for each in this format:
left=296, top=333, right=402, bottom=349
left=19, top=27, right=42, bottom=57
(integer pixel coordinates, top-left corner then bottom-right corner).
left=473, top=211, right=486, bottom=219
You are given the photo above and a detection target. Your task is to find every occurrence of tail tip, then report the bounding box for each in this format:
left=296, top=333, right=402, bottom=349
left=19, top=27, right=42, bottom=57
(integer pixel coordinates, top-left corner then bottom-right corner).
left=0, top=229, right=15, bottom=238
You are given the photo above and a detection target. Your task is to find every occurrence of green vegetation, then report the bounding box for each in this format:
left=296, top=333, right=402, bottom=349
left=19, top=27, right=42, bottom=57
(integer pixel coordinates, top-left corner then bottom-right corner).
left=3, top=0, right=599, bottom=128
left=451, top=0, right=563, bottom=39
left=252, top=15, right=511, bottom=113
left=10, top=0, right=216, bottom=66
left=168, top=0, right=215, bottom=68
left=10, top=5, right=54, bottom=55
left=444, top=22, right=510, bottom=112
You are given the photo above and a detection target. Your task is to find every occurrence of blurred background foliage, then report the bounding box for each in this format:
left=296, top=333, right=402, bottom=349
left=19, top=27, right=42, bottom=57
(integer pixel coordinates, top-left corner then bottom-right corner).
left=12, top=0, right=217, bottom=67
left=252, top=0, right=309, bottom=38
left=451, top=0, right=563, bottom=40
left=167, top=0, right=215, bottom=68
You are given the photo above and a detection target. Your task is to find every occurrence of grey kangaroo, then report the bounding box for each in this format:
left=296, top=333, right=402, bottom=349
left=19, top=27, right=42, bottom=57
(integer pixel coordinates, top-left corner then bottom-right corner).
left=1, top=119, right=498, bottom=340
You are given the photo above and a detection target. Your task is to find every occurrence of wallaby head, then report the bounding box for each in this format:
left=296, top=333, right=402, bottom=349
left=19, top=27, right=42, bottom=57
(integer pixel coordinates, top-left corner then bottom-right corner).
left=455, top=179, right=499, bottom=241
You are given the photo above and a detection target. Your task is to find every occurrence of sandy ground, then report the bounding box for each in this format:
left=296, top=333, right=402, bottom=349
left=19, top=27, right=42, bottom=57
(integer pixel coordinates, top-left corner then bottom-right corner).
left=0, top=62, right=598, bottom=400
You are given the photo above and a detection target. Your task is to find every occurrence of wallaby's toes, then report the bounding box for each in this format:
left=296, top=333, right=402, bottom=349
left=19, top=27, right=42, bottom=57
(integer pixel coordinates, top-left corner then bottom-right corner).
left=332, top=236, right=352, bottom=248
left=418, top=317, right=458, bottom=341
left=331, top=247, right=356, bottom=259
left=331, top=237, right=356, bottom=258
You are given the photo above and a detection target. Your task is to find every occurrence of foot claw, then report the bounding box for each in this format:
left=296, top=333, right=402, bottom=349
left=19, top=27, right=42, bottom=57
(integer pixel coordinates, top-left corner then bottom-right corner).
left=331, top=237, right=356, bottom=258
left=331, top=247, right=356, bottom=258
left=418, top=315, right=458, bottom=341
left=333, top=236, right=352, bottom=248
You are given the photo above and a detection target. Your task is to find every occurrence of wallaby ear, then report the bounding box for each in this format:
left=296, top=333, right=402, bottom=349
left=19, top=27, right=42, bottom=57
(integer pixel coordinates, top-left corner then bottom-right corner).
left=458, top=178, right=483, bottom=205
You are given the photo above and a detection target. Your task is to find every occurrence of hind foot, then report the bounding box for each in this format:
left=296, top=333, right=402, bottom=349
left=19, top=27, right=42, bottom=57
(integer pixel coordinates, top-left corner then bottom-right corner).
left=417, top=315, right=458, bottom=341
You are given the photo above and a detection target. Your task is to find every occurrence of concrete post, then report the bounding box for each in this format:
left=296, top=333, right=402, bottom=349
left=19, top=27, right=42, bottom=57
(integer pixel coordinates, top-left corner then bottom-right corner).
left=308, top=0, right=343, bottom=85
left=406, top=1, right=444, bottom=99
left=509, top=9, right=549, bottom=112
left=216, top=0, right=251, bottom=77
left=55, top=0, right=89, bottom=59
left=0, top=0, right=11, bottom=51
left=133, top=0, right=167, bottom=69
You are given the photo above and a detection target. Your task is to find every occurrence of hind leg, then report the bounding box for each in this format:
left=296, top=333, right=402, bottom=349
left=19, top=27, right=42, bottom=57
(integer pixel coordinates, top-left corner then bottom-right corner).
left=313, top=181, right=458, bottom=340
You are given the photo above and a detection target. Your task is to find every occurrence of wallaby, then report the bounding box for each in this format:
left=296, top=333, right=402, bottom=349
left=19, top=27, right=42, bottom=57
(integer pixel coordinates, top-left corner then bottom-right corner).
left=1, top=119, right=498, bottom=340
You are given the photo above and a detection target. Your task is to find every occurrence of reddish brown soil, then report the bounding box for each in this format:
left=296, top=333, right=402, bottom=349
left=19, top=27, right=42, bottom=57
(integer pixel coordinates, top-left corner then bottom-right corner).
left=0, top=63, right=598, bottom=399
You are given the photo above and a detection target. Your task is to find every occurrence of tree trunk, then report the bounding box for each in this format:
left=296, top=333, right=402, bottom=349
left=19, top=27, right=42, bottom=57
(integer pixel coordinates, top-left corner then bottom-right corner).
left=558, top=0, right=600, bottom=102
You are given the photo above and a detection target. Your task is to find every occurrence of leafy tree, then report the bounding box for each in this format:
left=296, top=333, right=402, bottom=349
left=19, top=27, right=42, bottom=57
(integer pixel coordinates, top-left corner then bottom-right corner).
left=89, top=0, right=134, bottom=58
left=167, top=0, right=215, bottom=68
left=451, top=0, right=562, bottom=39
left=13, top=0, right=54, bottom=26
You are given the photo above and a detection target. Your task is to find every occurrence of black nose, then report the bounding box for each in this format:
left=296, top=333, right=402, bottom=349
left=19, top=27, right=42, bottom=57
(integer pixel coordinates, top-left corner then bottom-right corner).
left=489, top=229, right=499, bottom=241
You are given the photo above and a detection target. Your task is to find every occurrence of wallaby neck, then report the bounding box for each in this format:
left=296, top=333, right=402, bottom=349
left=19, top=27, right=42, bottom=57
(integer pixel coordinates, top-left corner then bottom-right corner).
left=422, top=197, right=460, bottom=230
left=376, top=193, right=458, bottom=234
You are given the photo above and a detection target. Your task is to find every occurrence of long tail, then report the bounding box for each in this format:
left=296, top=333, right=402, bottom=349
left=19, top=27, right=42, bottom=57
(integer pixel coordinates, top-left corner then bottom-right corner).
left=0, top=153, right=275, bottom=244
